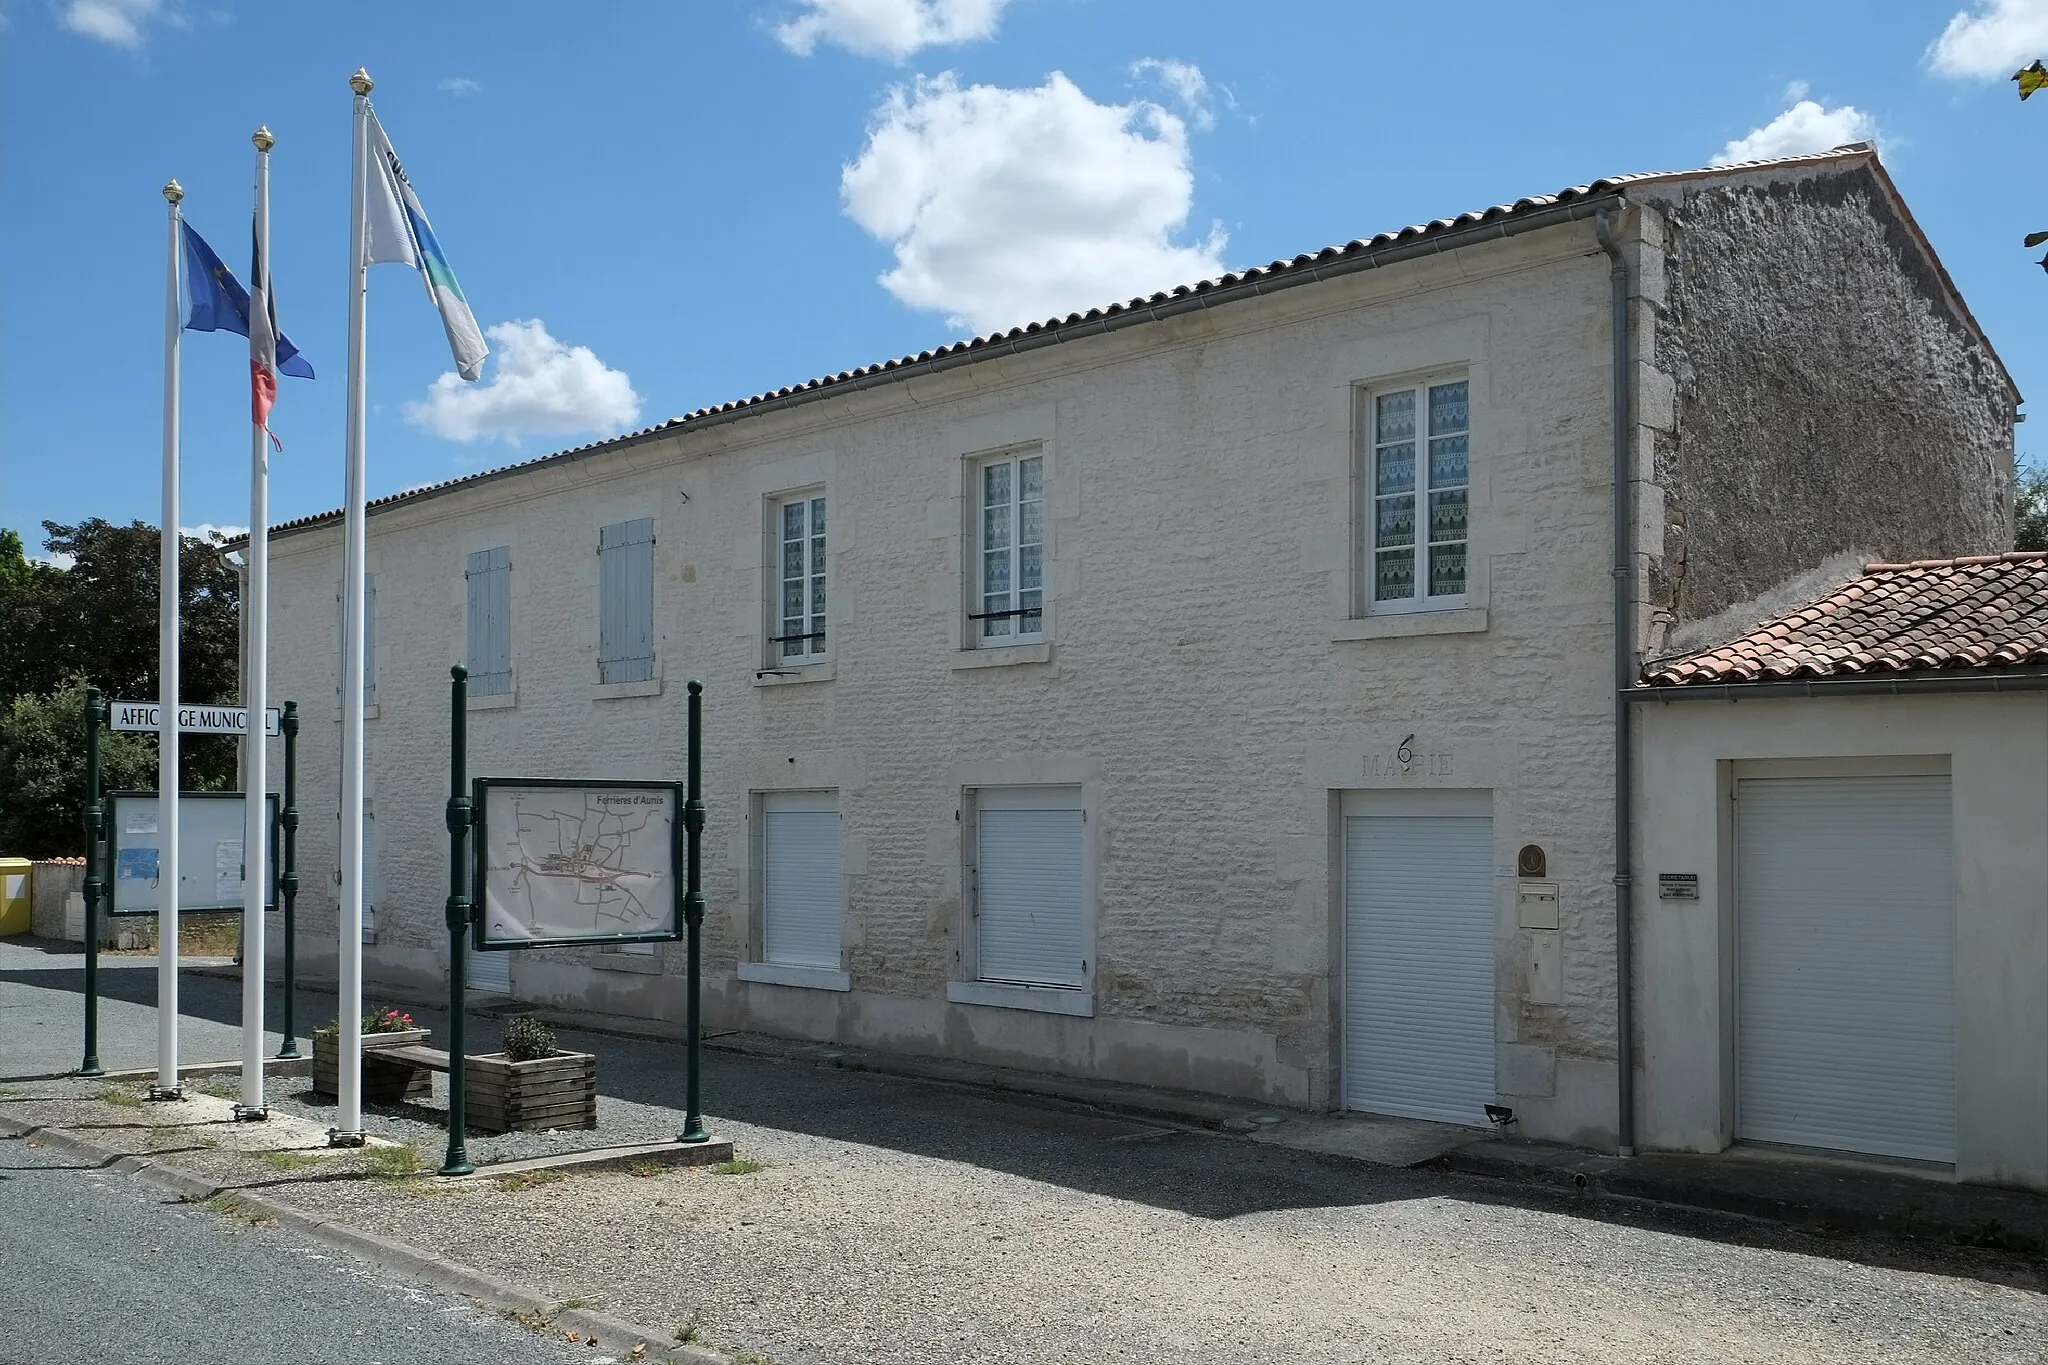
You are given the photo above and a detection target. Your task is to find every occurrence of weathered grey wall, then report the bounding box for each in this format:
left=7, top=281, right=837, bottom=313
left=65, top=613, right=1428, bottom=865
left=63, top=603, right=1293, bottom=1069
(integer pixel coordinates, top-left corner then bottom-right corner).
left=1638, top=162, right=2015, bottom=630
left=29, top=860, right=83, bottom=940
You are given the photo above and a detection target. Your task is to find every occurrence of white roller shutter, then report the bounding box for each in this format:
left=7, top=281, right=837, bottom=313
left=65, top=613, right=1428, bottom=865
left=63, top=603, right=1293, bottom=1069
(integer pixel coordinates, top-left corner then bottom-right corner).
left=1736, top=774, right=1954, bottom=1163
left=1342, top=794, right=1496, bottom=1124
left=763, top=791, right=842, bottom=970
left=976, top=788, right=1084, bottom=989
left=468, top=940, right=511, bottom=993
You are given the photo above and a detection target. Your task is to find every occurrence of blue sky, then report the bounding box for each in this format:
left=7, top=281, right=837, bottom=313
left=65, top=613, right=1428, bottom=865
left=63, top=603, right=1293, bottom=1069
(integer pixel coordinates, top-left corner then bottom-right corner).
left=6, top=0, right=2048, bottom=550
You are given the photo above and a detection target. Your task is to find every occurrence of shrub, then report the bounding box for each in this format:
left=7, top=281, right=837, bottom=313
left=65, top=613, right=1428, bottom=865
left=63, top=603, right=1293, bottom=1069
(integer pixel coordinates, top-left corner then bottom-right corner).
left=502, top=1015, right=558, bottom=1062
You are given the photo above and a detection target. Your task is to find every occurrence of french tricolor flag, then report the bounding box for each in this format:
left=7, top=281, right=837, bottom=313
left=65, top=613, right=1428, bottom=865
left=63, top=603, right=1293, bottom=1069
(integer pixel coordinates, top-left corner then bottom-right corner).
left=250, top=222, right=282, bottom=445
left=177, top=223, right=314, bottom=411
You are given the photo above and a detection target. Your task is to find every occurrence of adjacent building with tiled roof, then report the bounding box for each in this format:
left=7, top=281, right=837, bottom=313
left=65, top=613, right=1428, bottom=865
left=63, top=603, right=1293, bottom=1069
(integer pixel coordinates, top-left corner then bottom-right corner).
left=1634, top=546, right=2048, bottom=1192
left=251, top=143, right=2027, bottom=1177
left=1643, top=551, right=2048, bottom=685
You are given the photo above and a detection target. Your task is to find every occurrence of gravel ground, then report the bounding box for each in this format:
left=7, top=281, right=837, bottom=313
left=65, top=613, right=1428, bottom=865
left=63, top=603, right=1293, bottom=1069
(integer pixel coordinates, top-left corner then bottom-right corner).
left=6, top=961, right=2045, bottom=1365
left=11, top=1024, right=2043, bottom=1365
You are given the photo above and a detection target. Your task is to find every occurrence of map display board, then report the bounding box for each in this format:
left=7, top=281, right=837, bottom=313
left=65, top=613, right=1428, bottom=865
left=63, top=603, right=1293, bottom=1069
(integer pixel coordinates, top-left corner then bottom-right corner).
left=473, top=779, right=683, bottom=950
left=105, top=791, right=280, bottom=915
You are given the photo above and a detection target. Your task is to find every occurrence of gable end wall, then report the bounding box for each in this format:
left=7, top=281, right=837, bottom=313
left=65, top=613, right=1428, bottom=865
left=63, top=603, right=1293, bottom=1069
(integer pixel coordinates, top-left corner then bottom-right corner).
left=1638, top=164, right=2014, bottom=639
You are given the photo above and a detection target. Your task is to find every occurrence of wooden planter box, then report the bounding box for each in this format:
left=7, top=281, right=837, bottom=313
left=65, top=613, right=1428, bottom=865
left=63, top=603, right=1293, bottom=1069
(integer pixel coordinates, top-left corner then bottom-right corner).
left=311, top=1028, right=433, bottom=1104
left=465, top=1051, right=597, bottom=1133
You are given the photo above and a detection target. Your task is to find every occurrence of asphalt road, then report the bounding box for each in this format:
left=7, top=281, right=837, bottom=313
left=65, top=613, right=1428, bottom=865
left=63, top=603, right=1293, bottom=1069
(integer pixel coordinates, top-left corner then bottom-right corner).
left=0, top=1138, right=617, bottom=1365
left=0, top=936, right=308, bottom=1081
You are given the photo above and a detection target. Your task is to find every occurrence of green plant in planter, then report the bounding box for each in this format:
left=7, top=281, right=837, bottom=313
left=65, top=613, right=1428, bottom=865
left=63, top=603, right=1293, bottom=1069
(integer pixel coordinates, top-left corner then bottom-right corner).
left=502, top=1015, right=560, bottom=1062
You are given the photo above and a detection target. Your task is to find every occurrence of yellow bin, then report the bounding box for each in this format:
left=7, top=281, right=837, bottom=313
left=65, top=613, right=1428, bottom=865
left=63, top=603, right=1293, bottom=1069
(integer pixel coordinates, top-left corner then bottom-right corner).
left=0, top=858, right=30, bottom=935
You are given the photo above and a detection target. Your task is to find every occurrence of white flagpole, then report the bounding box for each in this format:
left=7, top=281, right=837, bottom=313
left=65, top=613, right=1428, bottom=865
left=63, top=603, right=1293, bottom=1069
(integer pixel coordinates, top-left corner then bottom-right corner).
left=155, top=179, right=184, bottom=1100
left=239, top=126, right=276, bottom=1119
left=333, top=68, right=374, bottom=1145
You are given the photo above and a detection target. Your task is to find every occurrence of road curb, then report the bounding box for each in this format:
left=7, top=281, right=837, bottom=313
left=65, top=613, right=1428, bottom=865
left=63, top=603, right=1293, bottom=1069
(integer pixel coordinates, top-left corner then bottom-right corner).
left=0, top=1109, right=728, bottom=1363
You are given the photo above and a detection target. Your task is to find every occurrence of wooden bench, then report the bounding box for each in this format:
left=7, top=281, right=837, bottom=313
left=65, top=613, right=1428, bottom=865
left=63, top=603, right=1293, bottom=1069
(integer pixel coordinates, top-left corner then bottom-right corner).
left=373, top=1041, right=598, bottom=1133
left=375, top=1043, right=452, bottom=1074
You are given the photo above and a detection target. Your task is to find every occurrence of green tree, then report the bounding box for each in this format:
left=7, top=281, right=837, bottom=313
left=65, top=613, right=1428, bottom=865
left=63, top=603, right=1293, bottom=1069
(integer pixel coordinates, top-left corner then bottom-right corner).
left=13, top=519, right=242, bottom=712
left=0, top=522, right=243, bottom=854
left=2017, top=464, right=2048, bottom=552
left=0, top=678, right=157, bottom=858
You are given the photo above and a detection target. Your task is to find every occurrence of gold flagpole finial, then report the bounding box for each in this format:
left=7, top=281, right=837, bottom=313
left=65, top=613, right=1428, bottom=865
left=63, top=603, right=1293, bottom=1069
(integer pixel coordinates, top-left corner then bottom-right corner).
left=163, top=179, right=184, bottom=205
left=252, top=125, right=275, bottom=153
left=350, top=67, right=374, bottom=95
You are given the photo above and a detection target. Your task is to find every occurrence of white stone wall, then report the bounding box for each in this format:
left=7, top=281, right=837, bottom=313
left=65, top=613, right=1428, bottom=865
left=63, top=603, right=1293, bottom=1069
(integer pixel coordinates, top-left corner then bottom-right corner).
left=264, top=221, right=1634, bottom=1134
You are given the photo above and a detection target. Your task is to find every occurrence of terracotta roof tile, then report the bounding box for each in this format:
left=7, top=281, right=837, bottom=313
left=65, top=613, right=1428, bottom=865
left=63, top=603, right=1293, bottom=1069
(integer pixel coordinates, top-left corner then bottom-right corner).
left=1643, top=553, right=2048, bottom=686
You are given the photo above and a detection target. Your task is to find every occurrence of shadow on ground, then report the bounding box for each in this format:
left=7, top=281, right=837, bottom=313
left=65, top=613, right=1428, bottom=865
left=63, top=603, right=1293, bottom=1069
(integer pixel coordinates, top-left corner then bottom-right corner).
left=10, top=951, right=2044, bottom=1295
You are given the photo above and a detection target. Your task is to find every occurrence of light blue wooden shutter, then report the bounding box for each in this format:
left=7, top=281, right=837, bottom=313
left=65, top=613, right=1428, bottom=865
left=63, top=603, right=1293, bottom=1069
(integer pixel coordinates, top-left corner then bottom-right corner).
left=466, top=546, right=512, bottom=695
left=598, top=518, right=655, bottom=684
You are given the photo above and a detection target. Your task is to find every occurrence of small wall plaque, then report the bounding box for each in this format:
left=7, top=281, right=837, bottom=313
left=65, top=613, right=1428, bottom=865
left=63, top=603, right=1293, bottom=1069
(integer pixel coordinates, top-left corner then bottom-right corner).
left=1657, top=873, right=1700, bottom=900
left=1517, top=844, right=1547, bottom=878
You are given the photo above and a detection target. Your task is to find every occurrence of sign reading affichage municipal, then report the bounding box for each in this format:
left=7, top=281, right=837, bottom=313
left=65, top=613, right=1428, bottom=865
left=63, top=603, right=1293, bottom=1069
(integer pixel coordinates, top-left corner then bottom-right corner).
left=110, top=701, right=281, bottom=737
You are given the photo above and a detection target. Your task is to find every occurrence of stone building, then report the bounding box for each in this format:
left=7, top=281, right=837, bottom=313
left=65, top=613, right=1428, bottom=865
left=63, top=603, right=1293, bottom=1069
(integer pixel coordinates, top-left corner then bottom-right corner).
left=248, top=142, right=2013, bottom=1152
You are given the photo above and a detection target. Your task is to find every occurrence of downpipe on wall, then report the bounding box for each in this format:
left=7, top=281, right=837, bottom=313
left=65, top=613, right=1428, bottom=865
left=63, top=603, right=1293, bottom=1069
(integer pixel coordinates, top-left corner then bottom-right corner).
left=1595, top=204, right=1637, bottom=1158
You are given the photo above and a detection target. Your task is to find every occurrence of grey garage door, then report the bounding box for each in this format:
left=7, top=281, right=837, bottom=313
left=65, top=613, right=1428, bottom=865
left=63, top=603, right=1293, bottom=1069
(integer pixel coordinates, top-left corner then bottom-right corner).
left=1736, top=774, right=1955, bottom=1163
left=1342, top=794, right=1496, bottom=1124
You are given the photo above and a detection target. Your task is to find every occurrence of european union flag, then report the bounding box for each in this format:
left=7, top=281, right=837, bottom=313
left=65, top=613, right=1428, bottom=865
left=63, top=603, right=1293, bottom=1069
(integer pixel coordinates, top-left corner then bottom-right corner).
left=180, top=222, right=313, bottom=379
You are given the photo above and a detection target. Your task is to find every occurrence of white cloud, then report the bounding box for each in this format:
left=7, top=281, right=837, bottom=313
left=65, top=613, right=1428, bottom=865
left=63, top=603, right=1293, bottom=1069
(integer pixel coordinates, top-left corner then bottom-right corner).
left=180, top=523, right=247, bottom=543
left=775, top=0, right=1014, bottom=61
left=439, top=76, right=482, bottom=95
left=1712, top=99, right=1876, bottom=166
left=841, top=71, right=1227, bottom=335
left=32, top=550, right=76, bottom=570
left=1131, top=58, right=1213, bottom=130
left=60, top=0, right=159, bottom=46
left=1929, top=0, right=2048, bottom=79
left=404, top=319, right=641, bottom=445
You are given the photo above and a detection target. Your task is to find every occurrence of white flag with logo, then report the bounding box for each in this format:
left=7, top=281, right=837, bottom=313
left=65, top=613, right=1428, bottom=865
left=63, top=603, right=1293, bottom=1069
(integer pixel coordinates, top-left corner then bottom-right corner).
left=363, top=109, right=488, bottom=382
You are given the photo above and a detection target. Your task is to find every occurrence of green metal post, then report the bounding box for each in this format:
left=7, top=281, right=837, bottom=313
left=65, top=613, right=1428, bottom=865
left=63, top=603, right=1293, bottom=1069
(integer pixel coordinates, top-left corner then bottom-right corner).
left=276, top=701, right=301, bottom=1058
left=679, top=679, right=709, bottom=1144
left=79, top=687, right=105, bottom=1077
left=439, top=665, right=474, bottom=1177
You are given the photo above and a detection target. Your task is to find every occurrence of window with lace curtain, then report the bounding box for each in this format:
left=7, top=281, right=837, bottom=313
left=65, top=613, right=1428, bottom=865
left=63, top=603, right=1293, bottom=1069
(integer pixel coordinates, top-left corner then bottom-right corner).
left=771, top=491, right=827, bottom=666
left=970, top=450, right=1044, bottom=646
left=1360, top=377, right=1469, bottom=613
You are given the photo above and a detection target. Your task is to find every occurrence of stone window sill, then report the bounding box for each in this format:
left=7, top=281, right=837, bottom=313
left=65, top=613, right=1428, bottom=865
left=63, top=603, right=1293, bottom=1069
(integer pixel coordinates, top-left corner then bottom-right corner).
left=754, top=662, right=835, bottom=688
left=467, top=691, right=516, bottom=711
left=947, top=979, right=1093, bottom=1017
left=738, top=960, right=852, bottom=992
left=1333, top=608, right=1488, bottom=642
left=593, top=678, right=664, bottom=701
left=952, top=641, right=1052, bottom=670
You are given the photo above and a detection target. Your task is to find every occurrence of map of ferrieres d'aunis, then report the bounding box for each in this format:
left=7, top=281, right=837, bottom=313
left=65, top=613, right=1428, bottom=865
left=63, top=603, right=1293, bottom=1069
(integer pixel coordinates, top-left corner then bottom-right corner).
left=479, top=786, right=678, bottom=945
